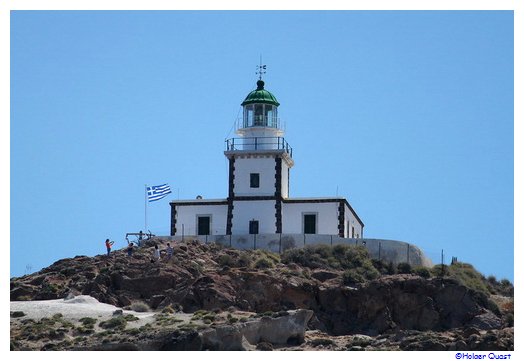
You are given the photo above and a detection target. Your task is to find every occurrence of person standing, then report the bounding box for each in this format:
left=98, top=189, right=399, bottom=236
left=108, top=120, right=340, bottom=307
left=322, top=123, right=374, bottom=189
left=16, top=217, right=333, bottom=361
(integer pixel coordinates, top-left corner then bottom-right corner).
left=153, top=244, right=161, bottom=262
left=166, top=243, right=174, bottom=260
left=105, top=239, right=114, bottom=257
left=127, top=242, right=134, bottom=257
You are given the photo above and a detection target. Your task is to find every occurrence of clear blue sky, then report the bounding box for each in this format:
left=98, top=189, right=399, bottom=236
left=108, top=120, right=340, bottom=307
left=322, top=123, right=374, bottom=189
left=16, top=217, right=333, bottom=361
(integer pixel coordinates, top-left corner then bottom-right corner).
left=10, top=11, right=514, bottom=282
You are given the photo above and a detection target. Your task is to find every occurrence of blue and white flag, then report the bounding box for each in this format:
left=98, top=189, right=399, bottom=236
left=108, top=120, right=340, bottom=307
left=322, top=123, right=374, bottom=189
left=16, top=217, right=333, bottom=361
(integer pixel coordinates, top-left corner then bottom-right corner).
left=147, top=184, right=172, bottom=202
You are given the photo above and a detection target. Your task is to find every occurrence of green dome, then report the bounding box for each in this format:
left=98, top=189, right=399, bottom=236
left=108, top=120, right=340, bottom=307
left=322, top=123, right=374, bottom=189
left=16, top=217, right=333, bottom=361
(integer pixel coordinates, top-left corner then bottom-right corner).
left=241, top=80, right=280, bottom=107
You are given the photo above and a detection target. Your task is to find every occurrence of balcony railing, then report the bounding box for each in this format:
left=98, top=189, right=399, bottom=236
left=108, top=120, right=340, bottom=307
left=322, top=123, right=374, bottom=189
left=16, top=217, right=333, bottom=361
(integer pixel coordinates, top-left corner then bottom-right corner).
left=225, top=136, right=293, bottom=157
left=236, top=116, right=282, bottom=130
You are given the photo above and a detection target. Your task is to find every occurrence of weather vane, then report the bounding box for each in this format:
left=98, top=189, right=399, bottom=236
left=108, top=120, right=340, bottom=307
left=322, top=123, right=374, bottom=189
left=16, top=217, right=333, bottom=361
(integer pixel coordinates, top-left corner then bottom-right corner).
left=256, top=56, right=266, bottom=80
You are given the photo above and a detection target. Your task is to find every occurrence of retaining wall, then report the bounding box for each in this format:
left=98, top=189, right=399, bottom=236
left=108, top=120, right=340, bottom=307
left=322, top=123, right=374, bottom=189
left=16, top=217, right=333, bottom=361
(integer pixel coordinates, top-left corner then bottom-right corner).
left=153, top=234, right=432, bottom=267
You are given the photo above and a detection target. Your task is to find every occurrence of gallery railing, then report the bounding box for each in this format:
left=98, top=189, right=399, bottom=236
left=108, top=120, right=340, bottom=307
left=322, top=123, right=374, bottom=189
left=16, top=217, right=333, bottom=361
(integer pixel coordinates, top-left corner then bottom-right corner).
left=225, top=136, right=293, bottom=157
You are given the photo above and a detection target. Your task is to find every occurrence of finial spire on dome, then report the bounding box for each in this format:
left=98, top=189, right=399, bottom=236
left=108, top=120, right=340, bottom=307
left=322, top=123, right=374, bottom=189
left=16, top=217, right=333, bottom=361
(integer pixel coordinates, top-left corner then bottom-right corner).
left=256, top=55, right=266, bottom=81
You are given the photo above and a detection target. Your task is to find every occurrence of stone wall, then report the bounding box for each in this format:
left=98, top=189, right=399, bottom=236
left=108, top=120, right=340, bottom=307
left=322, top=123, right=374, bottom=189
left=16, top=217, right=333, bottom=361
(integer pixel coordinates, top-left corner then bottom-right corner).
left=154, top=234, right=432, bottom=267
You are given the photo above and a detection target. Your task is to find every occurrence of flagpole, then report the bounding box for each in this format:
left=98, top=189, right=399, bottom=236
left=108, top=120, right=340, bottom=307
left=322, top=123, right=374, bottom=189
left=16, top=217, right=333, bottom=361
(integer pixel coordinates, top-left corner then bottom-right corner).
left=145, top=184, right=148, bottom=231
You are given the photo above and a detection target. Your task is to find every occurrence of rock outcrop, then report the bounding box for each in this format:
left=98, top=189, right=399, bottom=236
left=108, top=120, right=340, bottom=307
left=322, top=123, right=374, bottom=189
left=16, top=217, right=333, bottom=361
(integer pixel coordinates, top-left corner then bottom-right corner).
left=10, top=239, right=513, bottom=351
left=200, top=309, right=313, bottom=350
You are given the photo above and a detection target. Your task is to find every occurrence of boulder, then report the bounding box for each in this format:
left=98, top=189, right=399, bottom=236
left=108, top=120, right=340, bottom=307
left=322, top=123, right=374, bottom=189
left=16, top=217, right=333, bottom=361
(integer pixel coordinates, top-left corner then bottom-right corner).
left=10, top=286, right=34, bottom=301
left=467, top=310, right=503, bottom=330
left=200, top=309, right=313, bottom=350
left=311, top=270, right=339, bottom=282
left=149, top=294, right=166, bottom=309
left=158, top=330, right=202, bottom=351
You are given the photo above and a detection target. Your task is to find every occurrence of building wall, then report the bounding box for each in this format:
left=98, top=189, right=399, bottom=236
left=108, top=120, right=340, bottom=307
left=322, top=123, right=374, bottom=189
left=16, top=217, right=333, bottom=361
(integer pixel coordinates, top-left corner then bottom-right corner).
left=281, top=160, right=290, bottom=198
left=231, top=200, right=276, bottom=234
left=174, top=204, right=228, bottom=235
left=172, top=199, right=363, bottom=238
left=234, top=156, right=276, bottom=196
left=344, top=203, right=364, bottom=238
left=282, top=202, right=339, bottom=234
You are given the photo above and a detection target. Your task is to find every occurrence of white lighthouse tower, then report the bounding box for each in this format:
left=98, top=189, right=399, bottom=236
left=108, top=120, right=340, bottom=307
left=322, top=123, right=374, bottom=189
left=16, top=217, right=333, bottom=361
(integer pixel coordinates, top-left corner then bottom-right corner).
left=224, top=75, right=294, bottom=234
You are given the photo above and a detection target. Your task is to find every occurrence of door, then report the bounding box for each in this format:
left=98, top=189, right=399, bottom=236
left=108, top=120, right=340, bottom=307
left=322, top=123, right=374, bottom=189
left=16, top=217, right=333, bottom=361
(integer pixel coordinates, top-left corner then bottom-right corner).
left=303, top=214, right=317, bottom=234
left=249, top=220, right=259, bottom=234
left=197, top=216, right=210, bottom=235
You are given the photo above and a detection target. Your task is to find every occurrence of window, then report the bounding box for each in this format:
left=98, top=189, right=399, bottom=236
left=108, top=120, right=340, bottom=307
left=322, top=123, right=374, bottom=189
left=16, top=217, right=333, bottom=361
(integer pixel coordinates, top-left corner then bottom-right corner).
left=303, top=214, right=317, bottom=234
left=197, top=216, right=210, bottom=235
left=265, top=105, right=274, bottom=127
left=250, top=173, right=260, bottom=188
left=254, top=104, right=264, bottom=126
left=244, top=105, right=254, bottom=128
left=351, top=226, right=355, bottom=238
left=249, top=220, right=259, bottom=234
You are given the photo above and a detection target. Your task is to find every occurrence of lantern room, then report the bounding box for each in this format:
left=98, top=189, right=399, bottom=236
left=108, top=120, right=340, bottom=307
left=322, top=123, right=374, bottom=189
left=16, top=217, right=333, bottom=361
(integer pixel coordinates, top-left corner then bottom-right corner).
left=239, top=80, right=281, bottom=130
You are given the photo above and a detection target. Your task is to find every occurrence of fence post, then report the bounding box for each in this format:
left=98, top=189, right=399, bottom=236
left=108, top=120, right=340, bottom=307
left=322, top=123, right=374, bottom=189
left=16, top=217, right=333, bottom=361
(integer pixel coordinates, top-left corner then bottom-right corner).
left=254, top=234, right=257, bottom=250
left=330, top=235, right=333, bottom=246
left=229, top=234, right=232, bottom=247
left=441, top=249, right=445, bottom=278
left=279, top=233, right=282, bottom=254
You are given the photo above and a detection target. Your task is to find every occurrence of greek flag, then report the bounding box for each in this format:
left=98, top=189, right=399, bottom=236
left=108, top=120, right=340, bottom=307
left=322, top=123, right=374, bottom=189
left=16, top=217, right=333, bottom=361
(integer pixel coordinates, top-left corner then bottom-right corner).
left=147, top=184, right=172, bottom=202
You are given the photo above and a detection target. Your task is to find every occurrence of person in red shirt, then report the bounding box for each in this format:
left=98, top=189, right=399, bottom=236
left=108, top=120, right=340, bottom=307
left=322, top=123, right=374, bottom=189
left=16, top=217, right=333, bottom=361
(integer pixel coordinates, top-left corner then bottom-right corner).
left=105, top=239, right=114, bottom=256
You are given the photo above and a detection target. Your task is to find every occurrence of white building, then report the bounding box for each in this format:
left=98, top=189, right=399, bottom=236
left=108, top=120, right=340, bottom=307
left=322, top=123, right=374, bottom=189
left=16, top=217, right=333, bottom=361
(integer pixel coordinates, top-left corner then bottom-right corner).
left=170, top=78, right=364, bottom=239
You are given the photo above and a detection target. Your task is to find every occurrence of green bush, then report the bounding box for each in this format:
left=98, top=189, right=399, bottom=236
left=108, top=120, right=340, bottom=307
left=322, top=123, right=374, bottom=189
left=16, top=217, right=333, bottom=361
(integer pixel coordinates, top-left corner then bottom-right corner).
left=217, top=254, right=235, bottom=267
left=483, top=277, right=514, bottom=297
left=430, top=264, right=449, bottom=278
left=254, top=256, right=274, bottom=269
left=500, top=279, right=512, bottom=288
left=396, top=262, right=412, bottom=274
left=447, top=262, right=490, bottom=295
left=99, top=316, right=127, bottom=330
left=79, top=317, right=97, bottom=328
left=282, top=244, right=381, bottom=286
left=10, top=311, right=25, bottom=318
left=431, top=262, right=497, bottom=296
left=254, top=249, right=281, bottom=264
left=362, top=266, right=380, bottom=280
left=192, top=309, right=209, bottom=318
left=372, top=260, right=396, bottom=275
left=123, top=314, right=139, bottom=322
left=327, top=256, right=341, bottom=268
left=342, top=269, right=365, bottom=285
left=413, top=266, right=431, bottom=278
left=498, top=279, right=514, bottom=297
left=282, top=244, right=375, bottom=271
left=75, top=326, right=95, bottom=335
left=162, top=306, right=175, bottom=314
left=281, top=246, right=329, bottom=269
left=126, top=328, right=140, bottom=336
left=237, top=252, right=252, bottom=268
left=130, top=301, right=150, bottom=312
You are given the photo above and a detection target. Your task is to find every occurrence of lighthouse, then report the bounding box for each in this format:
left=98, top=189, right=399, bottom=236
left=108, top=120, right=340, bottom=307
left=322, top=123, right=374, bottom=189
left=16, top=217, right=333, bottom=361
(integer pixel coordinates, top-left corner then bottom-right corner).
left=170, top=72, right=364, bottom=242
left=224, top=78, right=293, bottom=235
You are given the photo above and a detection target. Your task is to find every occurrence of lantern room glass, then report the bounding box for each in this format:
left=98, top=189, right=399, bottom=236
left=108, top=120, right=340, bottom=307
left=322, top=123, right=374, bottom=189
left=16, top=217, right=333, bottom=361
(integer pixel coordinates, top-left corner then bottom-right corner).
left=243, top=104, right=278, bottom=128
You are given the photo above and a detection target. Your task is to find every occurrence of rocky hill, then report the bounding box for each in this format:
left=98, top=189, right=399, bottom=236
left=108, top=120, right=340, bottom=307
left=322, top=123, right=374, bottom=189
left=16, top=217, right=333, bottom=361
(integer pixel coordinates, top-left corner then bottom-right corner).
left=10, top=238, right=514, bottom=351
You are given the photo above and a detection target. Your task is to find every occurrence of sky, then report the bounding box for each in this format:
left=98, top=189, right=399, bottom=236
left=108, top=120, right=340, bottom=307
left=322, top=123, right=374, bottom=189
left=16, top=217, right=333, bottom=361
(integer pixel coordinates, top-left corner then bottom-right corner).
left=9, top=9, right=515, bottom=285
